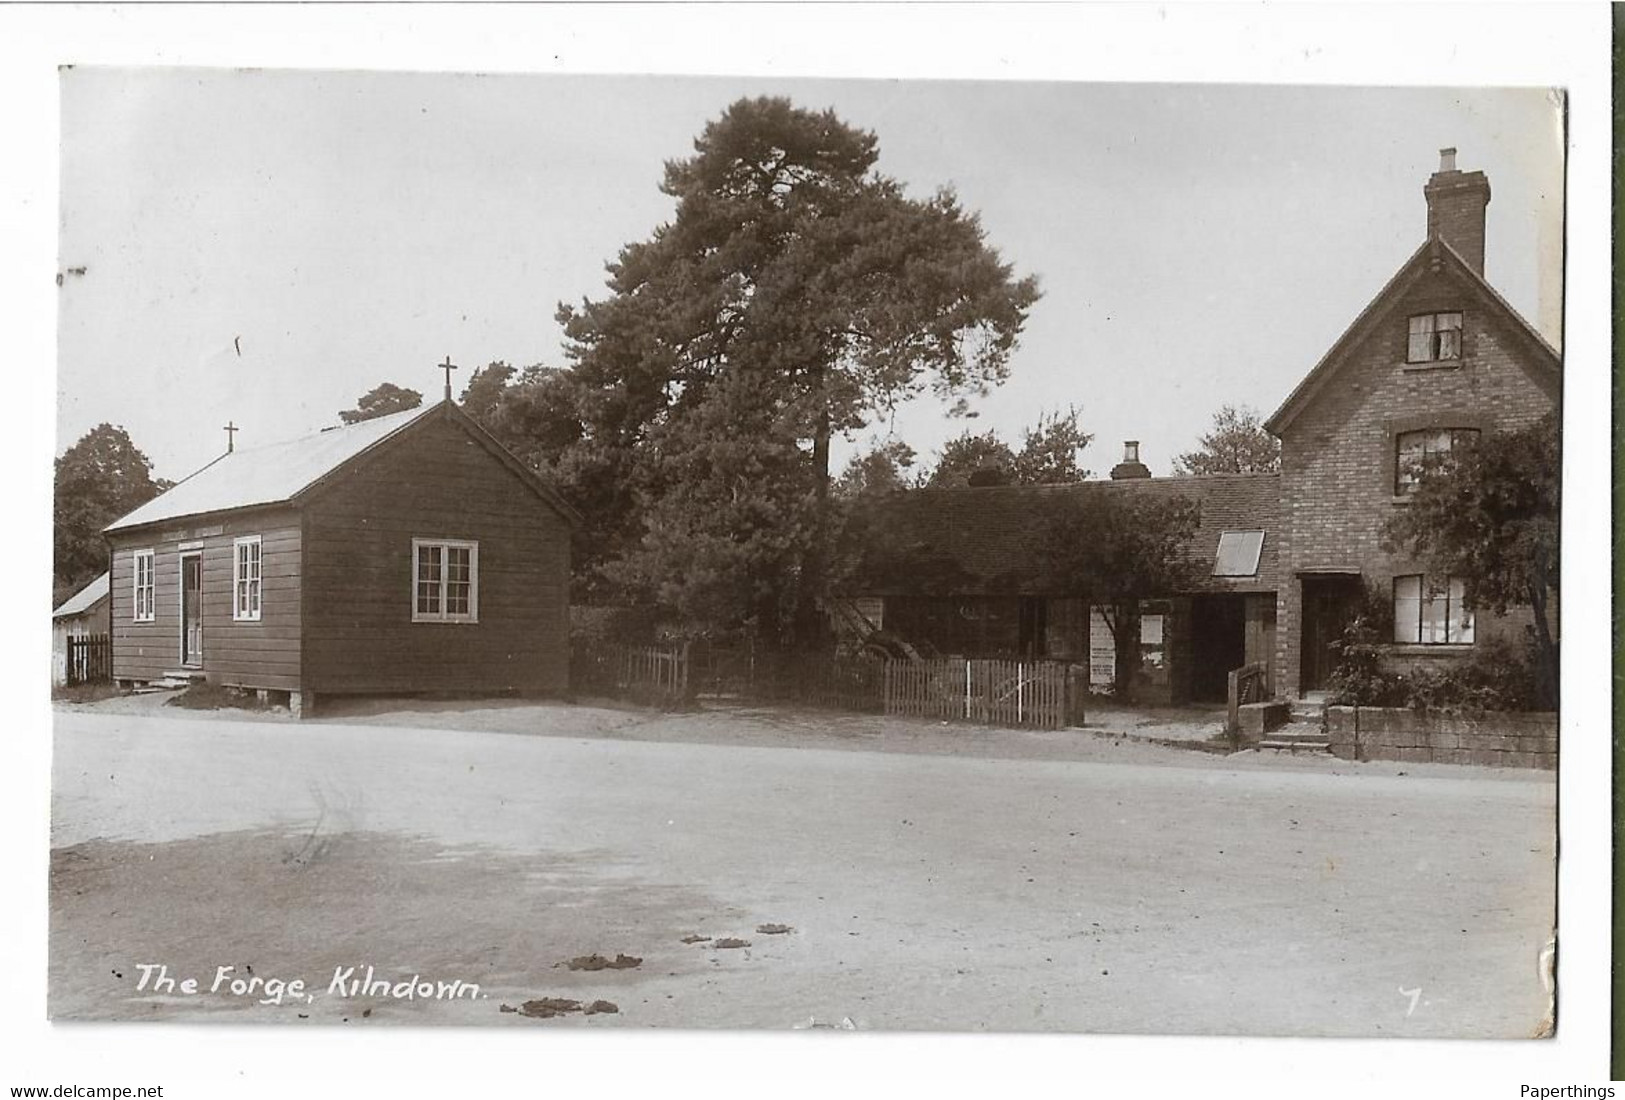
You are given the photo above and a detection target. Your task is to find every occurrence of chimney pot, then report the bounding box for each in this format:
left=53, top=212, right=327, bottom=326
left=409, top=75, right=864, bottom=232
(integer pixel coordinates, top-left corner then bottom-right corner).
left=1439, top=147, right=1457, bottom=172
left=1110, top=440, right=1151, bottom=480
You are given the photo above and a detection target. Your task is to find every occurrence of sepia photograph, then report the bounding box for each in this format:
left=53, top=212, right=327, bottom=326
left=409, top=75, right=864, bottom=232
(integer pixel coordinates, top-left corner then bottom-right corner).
left=47, top=67, right=1566, bottom=1041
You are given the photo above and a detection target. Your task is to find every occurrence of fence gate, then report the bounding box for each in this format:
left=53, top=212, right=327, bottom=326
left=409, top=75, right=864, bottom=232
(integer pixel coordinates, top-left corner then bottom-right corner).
left=883, top=657, right=1070, bottom=731
left=66, top=633, right=111, bottom=686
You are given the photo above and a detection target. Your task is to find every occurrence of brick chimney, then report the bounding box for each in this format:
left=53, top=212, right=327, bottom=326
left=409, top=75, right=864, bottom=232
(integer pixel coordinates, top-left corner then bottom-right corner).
left=1110, top=440, right=1151, bottom=480
left=1424, top=147, right=1492, bottom=275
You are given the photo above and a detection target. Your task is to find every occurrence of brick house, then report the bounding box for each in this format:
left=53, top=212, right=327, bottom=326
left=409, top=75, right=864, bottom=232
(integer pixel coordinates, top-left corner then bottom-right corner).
left=847, top=148, right=1559, bottom=705
left=1264, top=148, right=1561, bottom=699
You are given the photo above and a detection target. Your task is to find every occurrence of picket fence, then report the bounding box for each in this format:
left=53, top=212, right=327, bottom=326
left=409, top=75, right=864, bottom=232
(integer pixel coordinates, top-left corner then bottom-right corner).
left=883, top=657, right=1072, bottom=731
left=574, top=641, right=1076, bottom=731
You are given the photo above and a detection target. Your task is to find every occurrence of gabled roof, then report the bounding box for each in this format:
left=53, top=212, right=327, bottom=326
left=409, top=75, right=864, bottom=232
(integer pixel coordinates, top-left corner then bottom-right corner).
left=53, top=571, right=109, bottom=619
left=106, top=401, right=581, bottom=533
left=846, top=472, right=1280, bottom=597
left=1265, top=236, right=1562, bottom=435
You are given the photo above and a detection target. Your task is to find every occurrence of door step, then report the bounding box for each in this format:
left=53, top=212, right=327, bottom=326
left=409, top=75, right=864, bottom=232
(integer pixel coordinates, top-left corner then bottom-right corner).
left=1258, top=720, right=1330, bottom=754
left=146, top=669, right=206, bottom=691
left=1259, top=729, right=1332, bottom=754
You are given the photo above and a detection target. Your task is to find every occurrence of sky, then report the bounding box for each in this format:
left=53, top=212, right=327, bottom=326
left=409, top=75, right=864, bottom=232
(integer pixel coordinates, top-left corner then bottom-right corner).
left=56, top=70, right=1564, bottom=483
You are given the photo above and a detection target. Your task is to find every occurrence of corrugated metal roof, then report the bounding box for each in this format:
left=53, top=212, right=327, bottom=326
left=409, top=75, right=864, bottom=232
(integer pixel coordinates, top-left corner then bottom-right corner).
left=105, top=403, right=437, bottom=533
left=53, top=571, right=110, bottom=619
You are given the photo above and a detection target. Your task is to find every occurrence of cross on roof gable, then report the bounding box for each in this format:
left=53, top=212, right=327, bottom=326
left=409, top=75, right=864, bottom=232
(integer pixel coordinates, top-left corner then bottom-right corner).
left=105, top=400, right=580, bottom=533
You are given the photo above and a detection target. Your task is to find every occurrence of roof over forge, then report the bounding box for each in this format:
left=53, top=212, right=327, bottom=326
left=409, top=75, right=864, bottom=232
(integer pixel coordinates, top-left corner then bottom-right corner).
left=845, top=472, right=1280, bottom=598
left=105, top=401, right=579, bottom=534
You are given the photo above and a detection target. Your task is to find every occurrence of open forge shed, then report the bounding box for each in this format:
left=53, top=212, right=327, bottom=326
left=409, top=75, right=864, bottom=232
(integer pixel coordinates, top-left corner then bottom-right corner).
left=844, top=473, right=1280, bottom=705
left=103, top=401, right=578, bottom=714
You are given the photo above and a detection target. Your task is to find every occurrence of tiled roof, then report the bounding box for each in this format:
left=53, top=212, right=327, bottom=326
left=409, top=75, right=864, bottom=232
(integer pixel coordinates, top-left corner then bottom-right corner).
left=105, top=404, right=441, bottom=533
left=53, top=571, right=110, bottom=619
left=845, top=473, right=1280, bottom=597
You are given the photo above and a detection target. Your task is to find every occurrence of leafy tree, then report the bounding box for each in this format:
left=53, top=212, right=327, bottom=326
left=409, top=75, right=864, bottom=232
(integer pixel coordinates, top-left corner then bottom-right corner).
left=338, top=382, right=423, bottom=425
left=1042, top=489, right=1204, bottom=696
left=926, top=408, right=1091, bottom=487
left=54, top=424, right=171, bottom=597
left=835, top=438, right=918, bottom=499
left=1381, top=413, right=1559, bottom=707
left=1174, top=404, right=1281, bottom=475
left=459, top=361, right=516, bottom=428
left=1011, top=407, right=1093, bottom=484
left=557, top=96, right=1040, bottom=639
left=925, top=429, right=1017, bottom=487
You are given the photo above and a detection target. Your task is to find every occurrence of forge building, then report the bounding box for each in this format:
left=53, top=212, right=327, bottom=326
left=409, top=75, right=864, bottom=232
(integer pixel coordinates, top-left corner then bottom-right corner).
left=844, top=149, right=1561, bottom=704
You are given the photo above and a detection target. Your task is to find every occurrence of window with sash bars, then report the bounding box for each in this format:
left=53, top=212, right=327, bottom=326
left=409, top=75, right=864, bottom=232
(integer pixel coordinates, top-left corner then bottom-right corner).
left=413, top=539, right=479, bottom=623
left=132, top=549, right=155, bottom=622
left=1392, top=574, right=1475, bottom=645
left=234, top=536, right=262, bottom=621
left=1395, top=427, right=1479, bottom=494
left=1406, top=312, right=1463, bottom=363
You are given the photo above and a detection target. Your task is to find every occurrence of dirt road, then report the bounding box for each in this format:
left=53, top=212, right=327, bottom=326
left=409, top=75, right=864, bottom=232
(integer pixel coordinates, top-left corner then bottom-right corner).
left=50, top=702, right=1555, bottom=1036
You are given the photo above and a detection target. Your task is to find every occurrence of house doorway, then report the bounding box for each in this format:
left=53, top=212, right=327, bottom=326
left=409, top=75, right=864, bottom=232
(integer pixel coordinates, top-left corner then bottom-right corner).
left=1189, top=594, right=1247, bottom=702
left=180, top=551, right=204, bottom=668
left=1300, top=574, right=1362, bottom=694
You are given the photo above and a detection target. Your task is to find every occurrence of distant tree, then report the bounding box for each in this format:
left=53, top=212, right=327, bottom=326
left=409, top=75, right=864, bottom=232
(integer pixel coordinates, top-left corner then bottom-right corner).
left=835, top=438, right=918, bottom=499
left=458, top=361, right=516, bottom=428
left=338, top=382, right=423, bottom=425
left=1174, top=404, right=1281, bottom=475
left=1381, top=413, right=1559, bottom=707
left=54, top=424, right=171, bottom=597
left=925, top=430, right=1016, bottom=487
left=1010, top=407, right=1093, bottom=484
left=1043, top=489, right=1204, bottom=697
left=926, top=408, right=1092, bottom=487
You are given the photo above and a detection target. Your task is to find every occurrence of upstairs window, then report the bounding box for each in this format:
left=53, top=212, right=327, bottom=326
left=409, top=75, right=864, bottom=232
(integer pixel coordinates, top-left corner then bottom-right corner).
left=132, top=549, right=155, bottom=623
left=1393, top=574, right=1475, bottom=645
left=1395, top=427, right=1479, bottom=494
left=233, top=536, right=262, bottom=622
left=413, top=539, right=479, bottom=623
left=1407, top=312, right=1463, bottom=363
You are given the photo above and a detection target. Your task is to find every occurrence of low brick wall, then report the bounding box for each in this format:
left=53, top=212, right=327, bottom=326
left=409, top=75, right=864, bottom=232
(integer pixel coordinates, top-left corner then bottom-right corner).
left=1325, top=706, right=1557, bottom=769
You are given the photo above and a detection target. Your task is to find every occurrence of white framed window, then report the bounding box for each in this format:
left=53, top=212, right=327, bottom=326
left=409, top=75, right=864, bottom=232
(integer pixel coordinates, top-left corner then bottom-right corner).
left=1393, top=574, right=1475, bottom=645
left=132, top=549, right=155, bottom=623
left=1406, top=311, right=1464, bottom=363
left=1395, top=427, right=1479, bottom=494
left=412, top=539, right=479, bottom=623
left=233, top=536, right=263, bottom=622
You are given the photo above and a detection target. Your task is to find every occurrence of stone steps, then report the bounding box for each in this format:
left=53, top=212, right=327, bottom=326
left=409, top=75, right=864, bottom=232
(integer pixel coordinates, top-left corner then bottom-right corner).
left=1258, top=721, right=1331, bottom=754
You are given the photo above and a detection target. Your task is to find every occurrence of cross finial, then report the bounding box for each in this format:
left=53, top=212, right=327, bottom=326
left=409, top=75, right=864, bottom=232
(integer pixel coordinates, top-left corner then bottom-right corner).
left=224, top=421, right=238, bottom=453
left=439, top=355, right=458, bottom=402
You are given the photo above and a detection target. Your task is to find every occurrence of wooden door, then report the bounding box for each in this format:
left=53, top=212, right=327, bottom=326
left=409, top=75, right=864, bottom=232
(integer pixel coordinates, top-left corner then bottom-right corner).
left=180, top=552, right=203, bottom=667
left=1302, top=581, right=1358, bottom=692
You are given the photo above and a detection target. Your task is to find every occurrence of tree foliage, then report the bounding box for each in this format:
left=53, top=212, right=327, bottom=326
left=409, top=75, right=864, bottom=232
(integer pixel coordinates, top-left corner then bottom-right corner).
left=1381, top=412, right=1559, bottom=706
left=926, top=408, right=1092, bottom=487
left=338, top=382, right=423, bottom=425
left=555, top=96, right=1041, bottom=638
left=835, top=438, right=918, bottom=500
left=459, top=361, right=516, bottom=428
left=54, top=424, right=171, bottom=597
left=1174, top=404, right=1281, bottom=476
left=1042, top=489, right=1204, bottom=695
